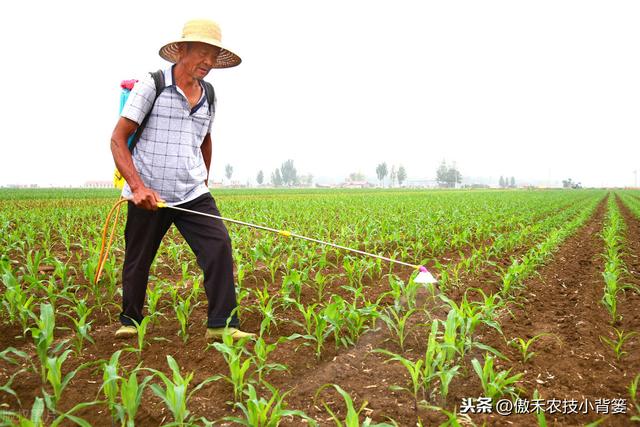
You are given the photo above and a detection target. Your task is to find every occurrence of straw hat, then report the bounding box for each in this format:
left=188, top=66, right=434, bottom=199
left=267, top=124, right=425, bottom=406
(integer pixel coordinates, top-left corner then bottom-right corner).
left=159, top=19, right=241, bottom=68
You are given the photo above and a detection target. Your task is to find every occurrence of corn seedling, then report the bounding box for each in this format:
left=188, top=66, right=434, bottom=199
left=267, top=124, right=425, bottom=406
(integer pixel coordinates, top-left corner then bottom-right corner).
left=61, top=298, right=94, bottom=356
left=208, top=331, right=254, bottom=401
left=600, top=328, right=637, bottom=360
left=291, top=303, right=333, bottom=360
left=342, top=299, right=379, bottom=345
left=101, top=349, right=124, bottom=424
left=471, top=354, right=523, bottom=400
left=313, top=270, right=329, bottom=302
left=508, top=333, right=555, bottom=363
left=280, top=268, right=305, bottom=304
left=315, top=383, right=394, bottom=427
left=434, top=364, right=460, bottom=401
left=27, top=303, right=68, bottom=383
left=120, top=368, right=154, bottom=427
left=531, top=389, right=548, bottom=427
left=146, top=355, right=216, bottom=425
left=43, top=349, right=94, bottom=412
left=130, top=316, right=153, bottom=358
left=324, top=297, right=351, bottom=349
left=419, top=404, right=475, bottom=427
left=375, top=349, right=426, bottom=407
left=251, top=335, right=288, bottom=382
left=629, top=373, right=640, bottom=420
left=254, top=283, right=279, bottom=335
left=174, top=292, right=196, bottom=343
left=22, top=249, right=46, bottom=283
left=378, top=307, right=416, bottom=352
left=146, top=283, right=164, bottom=320
left=1, top=266, right=35, bottom=330
left=0, top=396, right=98, bottom=427
left=223, top=381, right=316, bottom=427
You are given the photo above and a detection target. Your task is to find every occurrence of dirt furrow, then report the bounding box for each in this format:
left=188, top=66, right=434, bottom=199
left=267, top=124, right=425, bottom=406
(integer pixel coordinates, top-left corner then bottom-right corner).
left=473, top=195, right=640, bottom=426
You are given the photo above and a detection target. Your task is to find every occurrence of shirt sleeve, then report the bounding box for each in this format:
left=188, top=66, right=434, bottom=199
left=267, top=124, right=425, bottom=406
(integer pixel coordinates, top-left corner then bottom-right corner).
left=121, top=73, right=156, bottom=125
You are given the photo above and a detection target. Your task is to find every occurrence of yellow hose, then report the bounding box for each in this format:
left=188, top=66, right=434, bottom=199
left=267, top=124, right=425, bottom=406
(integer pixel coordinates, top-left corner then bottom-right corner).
left=94, top=198, right=128, bottom=284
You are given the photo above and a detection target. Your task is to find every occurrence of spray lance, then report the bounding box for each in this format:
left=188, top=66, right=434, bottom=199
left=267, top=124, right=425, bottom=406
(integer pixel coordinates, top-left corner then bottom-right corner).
left=95, top=198, right=438, bottom=285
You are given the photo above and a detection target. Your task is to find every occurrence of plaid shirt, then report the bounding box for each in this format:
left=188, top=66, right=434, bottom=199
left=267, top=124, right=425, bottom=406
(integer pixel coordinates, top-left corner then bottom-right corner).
left=120, top=66, right=215, bottom=205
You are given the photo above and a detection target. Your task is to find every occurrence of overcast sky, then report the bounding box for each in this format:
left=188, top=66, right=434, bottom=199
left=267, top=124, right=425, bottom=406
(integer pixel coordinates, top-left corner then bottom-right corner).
left=1, top=0, right=639, bottom=188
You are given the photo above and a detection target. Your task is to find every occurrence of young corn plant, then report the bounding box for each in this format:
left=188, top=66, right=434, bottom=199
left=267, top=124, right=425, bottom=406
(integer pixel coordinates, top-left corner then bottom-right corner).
left=120, top=368, right=153, bottom=427
left=254, top=283, right=279, bottom=335
left=130, top=316, right=153, bottom=358
left=629, top=373, right=640, bottom=421
left=42, top=349, right=95, bottom=412
left=532, top=389, right=548, bottom=426
left=419, top=404, right=474, bottom=427
left=280, top=268, right=305, bottom=305
left=208, top=331, right=254, bottom=402
left=378, top=307, right=416, bottom=352
left=36, top=277, right=72, bottom=307
left=315, top=384, right=393, bottom=427
left=62, top=298, right=94, bottom=356
left=313, top=270, right=329, bottom=302
left=146, top=283, right=165, bottom=321
left=342, top=257, right=367, bottom=288
left=376, top=321, right=452, bottom=407
left=324, top=297, right=351, bottom=349
left=100, top=349, right=153, bottom=427
left=291, top=303, right=333, bottom=360
left=22, top=249, right=47, bottom=285
left=251, top=335, right=288, bottom=382
left=374, top=349, right=425, bottom=408
left=28, top=303, right=67, bottom=383
left=223, top=381, right=316, bottom=426
left=147, top=355, right=216, bottom=425
left=471, top=354, right=523, bottom=400
left=440, top=307, right=504, bottom=363
left=508, top=333, right=555, bottom=363
left=174, top=291, right=196, bottom=343
left=433, top=364, right=460, bottom=402
left=600, top=328, right=637, bottom=361
left=0, top=396, right=97, bottom=427
left=1, top=266, right=35, bottom=330
left=101, top=350, right=124, bottom=425
left=342, top=299, right=379, bottom=346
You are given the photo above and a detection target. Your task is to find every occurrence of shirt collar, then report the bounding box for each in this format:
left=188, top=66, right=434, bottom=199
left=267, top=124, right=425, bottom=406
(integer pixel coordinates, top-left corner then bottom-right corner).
left=165, top=65, right=206, bottom=113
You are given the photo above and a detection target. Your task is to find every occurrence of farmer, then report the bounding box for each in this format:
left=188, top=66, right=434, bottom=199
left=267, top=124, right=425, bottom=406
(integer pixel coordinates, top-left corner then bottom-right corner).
left=110, top=19, right=253, bottom=340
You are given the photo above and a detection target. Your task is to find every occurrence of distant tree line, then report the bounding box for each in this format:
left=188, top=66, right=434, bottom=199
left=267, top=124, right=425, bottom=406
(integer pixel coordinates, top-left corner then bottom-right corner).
left=375, top=163, right=407, bottom=187
left=260, top=160, right=313, bottom=187
left=562, top=178, right=582, bottom=189
left=499, top=176, right=516, bottom=188
left=436, top=160, right=461, bottom=188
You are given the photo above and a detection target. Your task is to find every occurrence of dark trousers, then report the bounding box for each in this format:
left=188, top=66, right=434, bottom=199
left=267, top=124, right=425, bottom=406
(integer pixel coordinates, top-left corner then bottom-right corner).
left=119, top=193, right=238, bottom=328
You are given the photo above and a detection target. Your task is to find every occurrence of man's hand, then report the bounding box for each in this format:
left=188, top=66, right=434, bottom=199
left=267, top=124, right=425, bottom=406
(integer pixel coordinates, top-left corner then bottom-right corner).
left=131, top=186, right=163, bottom=211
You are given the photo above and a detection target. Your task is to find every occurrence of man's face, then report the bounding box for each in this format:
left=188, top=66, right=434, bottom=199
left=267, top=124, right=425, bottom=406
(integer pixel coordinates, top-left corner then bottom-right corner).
left=178, top=42, right=221, bottom=80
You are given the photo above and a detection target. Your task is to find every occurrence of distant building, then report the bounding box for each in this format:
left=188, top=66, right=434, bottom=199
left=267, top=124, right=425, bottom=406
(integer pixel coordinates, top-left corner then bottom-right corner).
left=341, top=181, right=373, bottom=189
left=405, top=179, right=439, bottom=188
left=6, top=184, right=39, bottom=188
left=84, top=180, right=112, bottom=188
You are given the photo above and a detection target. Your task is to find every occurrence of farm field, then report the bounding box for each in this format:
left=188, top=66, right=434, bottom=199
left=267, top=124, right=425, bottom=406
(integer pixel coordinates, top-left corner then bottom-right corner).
left=1, top=188, right=640, bottom=426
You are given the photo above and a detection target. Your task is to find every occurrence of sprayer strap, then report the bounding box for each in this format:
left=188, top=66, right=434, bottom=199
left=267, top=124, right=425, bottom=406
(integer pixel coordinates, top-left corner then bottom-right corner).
left=128, top=70, right=165, bottom=153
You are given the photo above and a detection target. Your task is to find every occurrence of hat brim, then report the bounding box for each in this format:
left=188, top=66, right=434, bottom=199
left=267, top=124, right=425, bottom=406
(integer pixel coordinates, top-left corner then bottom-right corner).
left=159, top=38, right=241, bottom=68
